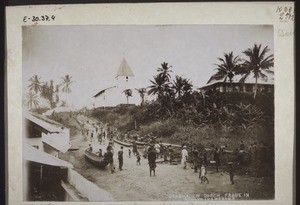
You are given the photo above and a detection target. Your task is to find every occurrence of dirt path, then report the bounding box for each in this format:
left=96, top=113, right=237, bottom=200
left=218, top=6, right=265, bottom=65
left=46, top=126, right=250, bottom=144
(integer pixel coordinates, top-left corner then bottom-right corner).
left=60, top=115, right=274, bottom=201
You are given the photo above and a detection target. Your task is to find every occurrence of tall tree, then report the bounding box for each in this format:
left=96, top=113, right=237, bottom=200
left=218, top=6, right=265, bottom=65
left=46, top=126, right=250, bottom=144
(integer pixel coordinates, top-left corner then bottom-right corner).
left=28, top=75, right=42, bottom=94
left=26, top=92, right=39, bottom=110
left=123, top=89, right=132, bottom=104
left=148, top=74, right=170, bottom=97
left=40, top=81, right=56, bottom=108
left=148, top=65, right=173, bottom=116
left=135, top=88, right=147, bottom=106
left=239, top=44, right=274, bottom=99
left=61, top=75, right=74, bottom=105
left=172, top=75, right=185, bottom=98
left=207, top=52, right=241, bottom=84
left=55, top=85, right=60, bottom=105
left=157, top=62, right=172, bottom=82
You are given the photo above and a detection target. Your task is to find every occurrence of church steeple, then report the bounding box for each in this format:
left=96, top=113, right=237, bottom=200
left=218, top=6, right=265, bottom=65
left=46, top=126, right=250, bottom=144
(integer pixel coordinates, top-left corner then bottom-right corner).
left=115, top=58, right=134, bottom=81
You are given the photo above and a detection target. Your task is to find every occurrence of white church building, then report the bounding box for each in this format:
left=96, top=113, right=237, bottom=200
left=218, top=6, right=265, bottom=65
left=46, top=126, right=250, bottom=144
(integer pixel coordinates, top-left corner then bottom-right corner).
left=93, top=58, right=142, bottom=108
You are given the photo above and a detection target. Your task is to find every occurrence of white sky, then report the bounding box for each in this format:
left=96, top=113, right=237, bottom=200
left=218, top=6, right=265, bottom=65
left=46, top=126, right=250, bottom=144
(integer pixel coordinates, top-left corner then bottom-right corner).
left=23, top=25, right=273, bottom=109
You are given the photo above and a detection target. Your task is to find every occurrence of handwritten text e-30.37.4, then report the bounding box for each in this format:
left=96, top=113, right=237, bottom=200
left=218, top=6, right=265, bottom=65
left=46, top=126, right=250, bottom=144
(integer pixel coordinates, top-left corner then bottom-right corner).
left=23, top=15, right=56, bottom=23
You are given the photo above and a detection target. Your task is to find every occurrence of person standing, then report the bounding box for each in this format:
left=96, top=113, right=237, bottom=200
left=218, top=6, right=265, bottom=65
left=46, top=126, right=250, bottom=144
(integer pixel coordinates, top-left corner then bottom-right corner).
left=169, top=146, right=174, bottom=164
left=214, top=146, right=221, bottom=172
left=106, top=147, right=115, bottom=174
left=136, top=152, right=141, bottom=165
left=181, top=145, right=188, bottom=169
left=148, top=146, right=157, bottom=176
left=118, top=146, right=124, bottom=170
left=199, top=164, right=209, bottom=184
left=132, top=141, right=138, bottom=156
left=227, top=162, right=234, bottom=185
left=192, top=147, right=199, bottom=172
left=128, top=149, right=131, bottom=158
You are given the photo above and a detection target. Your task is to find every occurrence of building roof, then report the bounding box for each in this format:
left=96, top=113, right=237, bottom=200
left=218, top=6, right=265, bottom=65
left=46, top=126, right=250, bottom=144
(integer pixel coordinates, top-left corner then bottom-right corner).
left=23, top=144, right=73, bottom=168
left=200, top=72, right=274, bottom=89
left=42, top=134, right=71, bottom=153
left=115, top=58, right=134, bottom=78
left=25, top=112, right=65, bottom=133
left=93, top=86, right=117, bottom=98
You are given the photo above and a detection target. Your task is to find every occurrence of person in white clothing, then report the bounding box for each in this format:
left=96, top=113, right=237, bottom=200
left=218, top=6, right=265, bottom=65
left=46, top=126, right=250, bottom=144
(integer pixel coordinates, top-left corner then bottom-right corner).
left=181, top=145, right=188, bottom=169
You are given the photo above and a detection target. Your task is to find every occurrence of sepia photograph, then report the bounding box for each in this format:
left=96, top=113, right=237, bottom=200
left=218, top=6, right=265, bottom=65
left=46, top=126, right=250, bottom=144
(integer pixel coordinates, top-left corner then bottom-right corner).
left=5, top=2, right=295, bottom=205
left=22, top=24, right=275, bottom=201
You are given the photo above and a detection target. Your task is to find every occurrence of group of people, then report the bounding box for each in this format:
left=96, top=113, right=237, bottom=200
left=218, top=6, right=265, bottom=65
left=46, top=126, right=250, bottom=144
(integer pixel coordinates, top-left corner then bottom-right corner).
left=179, top=140, right=272, bottom=185
left=180, top=143, right=233, bottom=184
left=142, top=141, right=175, bottom=164
left=96, top=142, right=158, bottom=176
left=83, top=118, right=270, bottom=185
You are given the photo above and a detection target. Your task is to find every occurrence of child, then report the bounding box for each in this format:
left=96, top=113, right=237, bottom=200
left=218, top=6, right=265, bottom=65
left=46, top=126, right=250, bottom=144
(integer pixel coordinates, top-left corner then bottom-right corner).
left=136, top=152, right=141, bottom=165
left=199, top=164, right=209, bottom=184
left=129, top=149, right=131, bottom=158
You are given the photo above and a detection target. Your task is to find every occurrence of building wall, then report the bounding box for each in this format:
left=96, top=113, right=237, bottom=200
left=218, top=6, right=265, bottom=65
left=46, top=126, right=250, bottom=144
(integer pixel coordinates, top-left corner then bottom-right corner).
left=26, top=138, right=43, bottom=150
left=42, top=143, right=59, bottom=157
left=67, top=168, right=114, bottom=201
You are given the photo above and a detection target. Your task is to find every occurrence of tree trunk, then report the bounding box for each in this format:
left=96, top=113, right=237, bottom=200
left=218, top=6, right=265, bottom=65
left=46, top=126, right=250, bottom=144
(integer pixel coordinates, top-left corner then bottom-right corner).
left=254, top=78, right=258, bottom=99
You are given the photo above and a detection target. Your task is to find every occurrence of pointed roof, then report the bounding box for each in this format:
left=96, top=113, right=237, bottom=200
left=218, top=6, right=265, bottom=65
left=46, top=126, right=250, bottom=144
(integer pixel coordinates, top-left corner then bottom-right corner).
left=115, top=58, right=134, bottom=78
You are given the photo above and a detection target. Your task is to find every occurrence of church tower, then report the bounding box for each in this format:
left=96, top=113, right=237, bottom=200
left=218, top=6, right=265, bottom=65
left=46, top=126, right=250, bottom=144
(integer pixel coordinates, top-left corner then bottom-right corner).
left=93, top=58, right=139, bottom=107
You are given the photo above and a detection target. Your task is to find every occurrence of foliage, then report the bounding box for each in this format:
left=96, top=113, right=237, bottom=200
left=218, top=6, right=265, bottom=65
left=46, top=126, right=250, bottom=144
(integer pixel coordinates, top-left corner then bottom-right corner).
left=26, top=92, right=39, bottom=110
left=25, top=75, right=74, bottom=110
left=28, top=75, right=42, bottom=94
left=135, top=88, right=147, bottom=106
left=123, top=89, right=133, bottom=104
left=207, top=52, right=241, bottom=84
left=61, top=74, right=74, bottom=104
left=239, top=44, right=274, bottom=99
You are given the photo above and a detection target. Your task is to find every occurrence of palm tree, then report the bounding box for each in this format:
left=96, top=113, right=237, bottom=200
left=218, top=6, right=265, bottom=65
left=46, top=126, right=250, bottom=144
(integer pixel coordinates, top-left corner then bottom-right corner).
left=135, top=88, right=147, bottom=106
left=123, top=89, right=132, bottom=104
left=55, top=85, right=60, bottom=105
left=172, top=75, right=185, bottom=98
left=148, top=74, right=170, bottom=97
left=207, top=52, right=241, bottom=84
left=28, top=75, right=42, bottom=94
left=182, top=78, right=193, bottom=96
left=239, top=44, right=274, bottom=99
left=61, top=75, right=74, bottom=104
left=26, top=92, right=39, bottom=110
left=157, top=62, right=172, bottom=82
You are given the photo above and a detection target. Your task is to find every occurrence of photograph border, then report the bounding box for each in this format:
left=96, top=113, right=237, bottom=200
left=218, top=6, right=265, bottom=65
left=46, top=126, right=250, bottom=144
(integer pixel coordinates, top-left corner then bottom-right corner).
left=6, top=2, right=295, bottom=205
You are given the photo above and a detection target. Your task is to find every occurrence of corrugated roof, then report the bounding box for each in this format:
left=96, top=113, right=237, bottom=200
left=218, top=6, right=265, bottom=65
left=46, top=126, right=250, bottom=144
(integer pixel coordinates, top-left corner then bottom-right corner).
left=23, top=144, right=73, bottom=168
